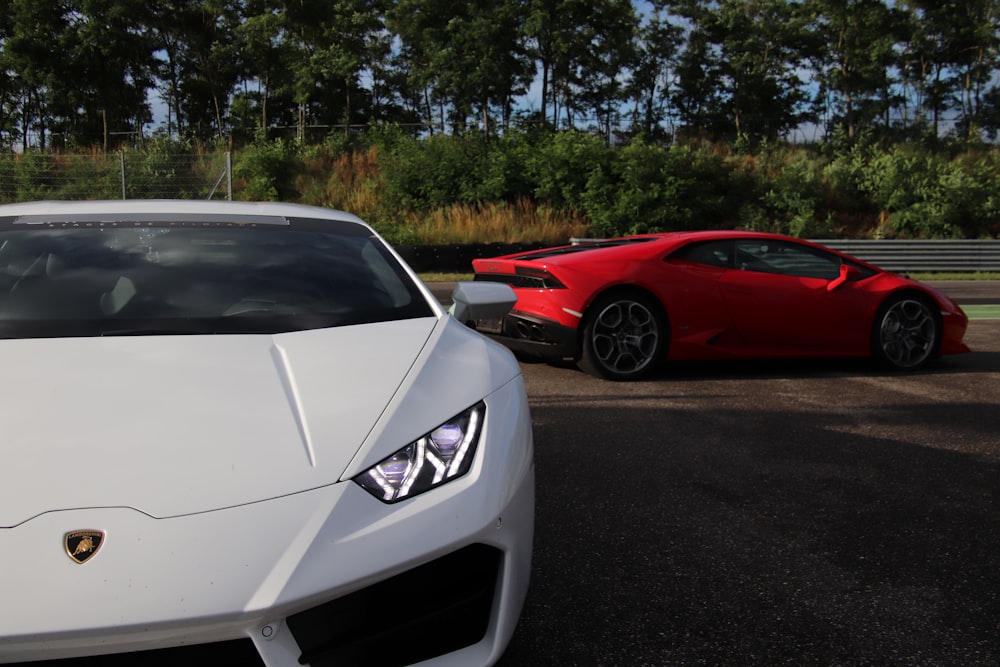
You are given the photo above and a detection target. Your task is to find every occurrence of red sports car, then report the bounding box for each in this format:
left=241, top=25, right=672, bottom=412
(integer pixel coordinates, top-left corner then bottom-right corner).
left=470, top=231, right=970, bottom=380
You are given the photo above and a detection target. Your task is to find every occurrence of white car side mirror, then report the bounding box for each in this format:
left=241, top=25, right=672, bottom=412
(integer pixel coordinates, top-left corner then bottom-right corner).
left=449, top=281, right=517, bottom=322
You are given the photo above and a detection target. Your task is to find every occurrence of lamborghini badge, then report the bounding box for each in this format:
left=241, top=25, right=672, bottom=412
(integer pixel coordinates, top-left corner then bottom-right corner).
left=65, top=530, right=105, bottom=564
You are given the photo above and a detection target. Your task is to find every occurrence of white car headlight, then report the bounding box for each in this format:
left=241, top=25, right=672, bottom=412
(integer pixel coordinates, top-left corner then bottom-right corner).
left=354, top=402, right=485, bottom=503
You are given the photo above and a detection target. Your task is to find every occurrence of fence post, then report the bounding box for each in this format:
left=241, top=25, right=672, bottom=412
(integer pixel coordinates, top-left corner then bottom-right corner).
left=227, top=151, right=233, bottom=200
left=120, top=151, right=126, bottom=199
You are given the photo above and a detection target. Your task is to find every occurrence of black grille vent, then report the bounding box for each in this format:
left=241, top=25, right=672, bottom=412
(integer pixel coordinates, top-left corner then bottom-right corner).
left=288, top=544, right=501, bottom=667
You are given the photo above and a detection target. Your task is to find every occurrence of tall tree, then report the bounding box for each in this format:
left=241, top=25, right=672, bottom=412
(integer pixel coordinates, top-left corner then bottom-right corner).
left=232, top=0, right=290, bottom=139
left=70, top=0, right=157, bottom=148
left=390, top=0, right=534, bottom=136
left=0, top=7, right=22, bottom=147
left=279, top=0, right=390, bottom=140
left=670, top=3, right=728, bottom=138
left=4, top=0, right=74, bottom=148
left=957, top=0, right=1000, bottom=139
left=718, top=0, right=813, bottom=140
left=901, top=0, right=1000, bottom=139
left=363, top=9, right=418, bottom=125
left=524, top=0, right=590, bottom=127
left=670, top=0, right=813, bottom=142
left=626, top=0, right=683, bottom=140
left=805, top=0, right=903, bottom=140
left=150, top=0, right=243, bottom=142
left=572, top=0, right=639, bottom=141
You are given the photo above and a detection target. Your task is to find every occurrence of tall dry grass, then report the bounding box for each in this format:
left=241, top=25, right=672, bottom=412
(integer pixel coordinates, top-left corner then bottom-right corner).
left=300, top=146, right=385, bottom=222
left=400, top=199, right=591, bottom=244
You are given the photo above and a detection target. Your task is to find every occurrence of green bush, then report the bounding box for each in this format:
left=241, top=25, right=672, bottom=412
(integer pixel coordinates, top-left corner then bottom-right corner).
left=523, top=130, right=612, bottom=210
left=749, top=150, right=827, bottom=237
left=0, top=155, right=14, bottom=202
left=580, top=140, right=745, bottom=237
left=376, top=133, right=491, bottom=210
left=823, top=139, right=875, bottom=215
left=856, top=146, right=999, bottom=238
left=232, top=139, right=303, bottom=201
left=11, top=152, right=60, bottom=202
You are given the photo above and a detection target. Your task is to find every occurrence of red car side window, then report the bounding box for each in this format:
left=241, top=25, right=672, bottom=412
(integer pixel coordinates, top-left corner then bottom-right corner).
left=671, top=240, right=733, bottom=269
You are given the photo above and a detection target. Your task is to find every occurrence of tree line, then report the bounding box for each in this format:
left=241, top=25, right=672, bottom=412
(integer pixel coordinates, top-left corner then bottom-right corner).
left=2, top=0, right=999, bottom=150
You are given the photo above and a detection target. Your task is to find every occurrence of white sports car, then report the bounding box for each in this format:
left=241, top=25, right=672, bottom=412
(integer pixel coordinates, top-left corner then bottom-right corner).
left=0, top=200, right=533, bottom=666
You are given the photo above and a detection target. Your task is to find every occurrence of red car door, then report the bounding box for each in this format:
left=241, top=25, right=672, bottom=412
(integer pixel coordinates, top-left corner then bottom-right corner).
left=660, top=240, right=741, bottom=356
left=718, top=239, right=872, bottom=356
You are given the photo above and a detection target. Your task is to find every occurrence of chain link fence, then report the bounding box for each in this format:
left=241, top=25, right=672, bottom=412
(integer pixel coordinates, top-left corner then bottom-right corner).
left=0, top=151, right=232, bottom=203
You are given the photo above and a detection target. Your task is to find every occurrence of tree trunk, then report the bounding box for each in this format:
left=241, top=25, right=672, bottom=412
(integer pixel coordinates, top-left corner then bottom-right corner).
left=261, top=73, right=269, bottom=139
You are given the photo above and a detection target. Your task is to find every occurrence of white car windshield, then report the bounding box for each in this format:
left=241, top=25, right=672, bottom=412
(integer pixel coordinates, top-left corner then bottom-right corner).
left=0, top=213, right=433, bottom=338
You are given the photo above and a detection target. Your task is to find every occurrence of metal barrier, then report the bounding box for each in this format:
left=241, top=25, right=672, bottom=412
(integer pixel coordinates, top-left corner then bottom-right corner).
left=818, top=240, right=1000, bottom=273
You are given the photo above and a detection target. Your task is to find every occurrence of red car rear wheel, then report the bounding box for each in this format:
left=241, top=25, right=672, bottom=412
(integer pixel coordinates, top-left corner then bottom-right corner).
left=578, top=291, right=667, bottom=381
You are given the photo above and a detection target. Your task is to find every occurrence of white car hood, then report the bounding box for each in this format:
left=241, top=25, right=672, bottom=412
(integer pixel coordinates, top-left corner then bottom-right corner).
left=0, top=318, right=442, bottom=527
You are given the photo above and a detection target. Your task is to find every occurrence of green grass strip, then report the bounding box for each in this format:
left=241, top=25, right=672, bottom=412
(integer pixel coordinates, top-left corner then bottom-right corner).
left=909, top=272, right=1000, bottom=281
left=964, top=305, right=1000, bottom=319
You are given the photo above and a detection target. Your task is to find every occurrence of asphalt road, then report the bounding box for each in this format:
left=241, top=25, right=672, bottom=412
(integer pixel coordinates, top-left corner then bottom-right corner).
left=923, top=280, right=1000, bottom=305
left=495, top=319, right=999, bottom=665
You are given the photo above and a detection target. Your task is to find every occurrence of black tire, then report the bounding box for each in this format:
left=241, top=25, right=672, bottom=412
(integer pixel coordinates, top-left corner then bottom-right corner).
left=578, top=291, right=667, bottom=380
left=871, top=294, right=941, bottom=370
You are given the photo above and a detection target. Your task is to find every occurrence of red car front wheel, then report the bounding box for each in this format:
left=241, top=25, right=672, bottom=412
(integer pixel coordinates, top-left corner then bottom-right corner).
left=872, top=295, right=941, bottom=370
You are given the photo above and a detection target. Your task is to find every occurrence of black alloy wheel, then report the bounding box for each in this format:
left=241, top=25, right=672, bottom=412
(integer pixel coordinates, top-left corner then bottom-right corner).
left=578, top=292, right=667, bottom=380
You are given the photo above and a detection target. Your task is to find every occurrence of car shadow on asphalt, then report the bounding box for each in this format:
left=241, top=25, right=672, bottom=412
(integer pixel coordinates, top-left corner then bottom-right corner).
left=652, top=350, right=1000, bottom=381
left=518, top=350, right=1000, bottom=382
